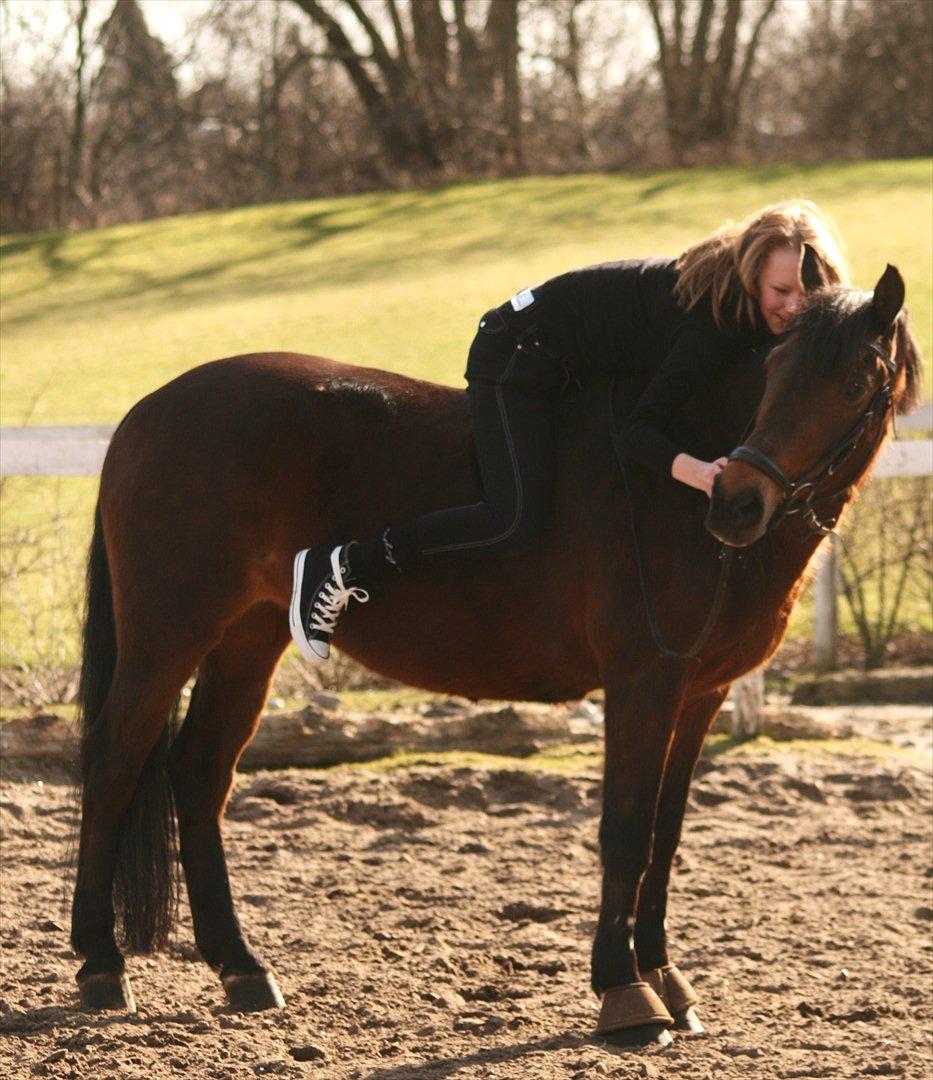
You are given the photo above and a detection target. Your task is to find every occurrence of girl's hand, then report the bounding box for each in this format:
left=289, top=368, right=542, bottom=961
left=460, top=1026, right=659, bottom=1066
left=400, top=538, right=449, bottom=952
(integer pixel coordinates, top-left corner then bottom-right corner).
left=671, top=454, right=729, bottom=497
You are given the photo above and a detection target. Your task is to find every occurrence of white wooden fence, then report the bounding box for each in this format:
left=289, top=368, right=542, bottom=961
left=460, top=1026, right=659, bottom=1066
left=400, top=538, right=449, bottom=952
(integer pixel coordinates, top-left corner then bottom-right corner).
left=2, top=409, right=929, bottom=478
left=2, top=412, right=929, bottom=735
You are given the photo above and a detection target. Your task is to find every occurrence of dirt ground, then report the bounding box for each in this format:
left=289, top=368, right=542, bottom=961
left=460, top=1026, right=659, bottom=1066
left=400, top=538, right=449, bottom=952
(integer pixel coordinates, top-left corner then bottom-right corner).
left=1, top=720, right=931, bottom=1080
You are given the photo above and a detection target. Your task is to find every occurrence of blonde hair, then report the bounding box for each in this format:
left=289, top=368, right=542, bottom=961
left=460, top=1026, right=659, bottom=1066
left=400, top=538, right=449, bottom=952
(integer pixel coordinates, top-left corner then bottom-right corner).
left=675, top=200, right=850, bottom=329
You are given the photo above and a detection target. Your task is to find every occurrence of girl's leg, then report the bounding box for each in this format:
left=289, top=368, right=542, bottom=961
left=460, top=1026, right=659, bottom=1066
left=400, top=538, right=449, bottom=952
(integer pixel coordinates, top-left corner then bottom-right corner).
left=379, top=377, right=559, bottom=566
left=290, top=313, right=564, bottom=662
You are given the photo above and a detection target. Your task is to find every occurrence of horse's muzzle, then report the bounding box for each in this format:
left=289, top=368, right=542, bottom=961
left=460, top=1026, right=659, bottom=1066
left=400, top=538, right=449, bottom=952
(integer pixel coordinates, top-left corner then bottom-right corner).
left=705, top=464, right=780, bottom=547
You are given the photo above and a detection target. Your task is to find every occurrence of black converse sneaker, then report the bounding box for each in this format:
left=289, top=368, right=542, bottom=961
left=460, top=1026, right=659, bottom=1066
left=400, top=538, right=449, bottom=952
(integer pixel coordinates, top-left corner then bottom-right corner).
left=289, top=544, right=370, bottom=664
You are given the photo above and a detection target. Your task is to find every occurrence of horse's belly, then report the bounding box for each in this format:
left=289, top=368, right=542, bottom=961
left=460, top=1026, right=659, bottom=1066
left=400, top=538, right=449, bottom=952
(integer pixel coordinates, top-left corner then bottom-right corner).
left=335, top=576, right=598, bottom=704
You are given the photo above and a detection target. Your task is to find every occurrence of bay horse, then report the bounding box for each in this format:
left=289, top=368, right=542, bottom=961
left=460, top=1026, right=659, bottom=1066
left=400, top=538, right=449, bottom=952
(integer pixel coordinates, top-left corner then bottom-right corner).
left=71, top=266, right=920, bottom=1045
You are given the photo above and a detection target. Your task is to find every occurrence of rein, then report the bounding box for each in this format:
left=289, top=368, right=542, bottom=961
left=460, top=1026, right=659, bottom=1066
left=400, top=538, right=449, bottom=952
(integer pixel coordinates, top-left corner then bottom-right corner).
left=608, top=374, right=733, bottom=664
left=728, top=340, right=897, bottom=536
left=609, top=337, right=897, bottom=663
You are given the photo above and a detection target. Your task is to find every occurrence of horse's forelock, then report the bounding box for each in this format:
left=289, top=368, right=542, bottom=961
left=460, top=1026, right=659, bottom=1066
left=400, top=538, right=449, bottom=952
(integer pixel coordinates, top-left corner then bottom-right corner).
left=788, top=287, right=923, bottom=416
left=791, top=287, right=874, bottom=379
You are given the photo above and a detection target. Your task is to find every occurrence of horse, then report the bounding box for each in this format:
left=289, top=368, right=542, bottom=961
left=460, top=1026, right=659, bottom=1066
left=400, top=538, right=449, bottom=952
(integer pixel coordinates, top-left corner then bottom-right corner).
left=70, top=265, right=921, bottom=1046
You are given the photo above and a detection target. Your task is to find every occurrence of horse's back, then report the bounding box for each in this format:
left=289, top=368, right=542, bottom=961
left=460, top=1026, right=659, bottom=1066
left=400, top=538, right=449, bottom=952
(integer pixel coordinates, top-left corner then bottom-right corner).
left=105, top=352, right=469, bottom=487
left=119, top=352, right=461, bottom=433
left=98, top=354, right=478, bottom=602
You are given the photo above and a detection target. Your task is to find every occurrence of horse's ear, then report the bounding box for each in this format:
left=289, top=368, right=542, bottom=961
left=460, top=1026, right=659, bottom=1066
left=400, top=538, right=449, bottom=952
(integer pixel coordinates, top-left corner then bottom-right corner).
left=870, top=264, right=905, bottom=330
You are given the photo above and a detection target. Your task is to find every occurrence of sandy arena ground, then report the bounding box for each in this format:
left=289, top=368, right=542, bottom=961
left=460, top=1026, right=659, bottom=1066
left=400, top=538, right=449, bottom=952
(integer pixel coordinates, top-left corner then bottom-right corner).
left=1, top=725, right=931, bottom=1079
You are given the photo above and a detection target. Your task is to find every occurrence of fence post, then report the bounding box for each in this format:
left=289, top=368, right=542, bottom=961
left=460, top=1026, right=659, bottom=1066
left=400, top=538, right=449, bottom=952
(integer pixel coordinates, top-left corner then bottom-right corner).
left=813, top=534, right=839, bottom=672
left=731, top=668, right=764, bottom=737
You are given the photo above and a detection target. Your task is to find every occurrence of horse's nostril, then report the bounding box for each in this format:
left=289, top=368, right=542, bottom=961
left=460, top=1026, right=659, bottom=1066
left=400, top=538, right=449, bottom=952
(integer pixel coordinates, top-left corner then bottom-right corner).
left=732, top=488, right=764, bottom=529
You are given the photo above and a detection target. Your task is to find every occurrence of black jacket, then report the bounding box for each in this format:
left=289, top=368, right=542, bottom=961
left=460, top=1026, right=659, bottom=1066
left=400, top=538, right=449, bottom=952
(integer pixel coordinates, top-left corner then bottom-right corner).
left=533, top=258, right=772, bottom=476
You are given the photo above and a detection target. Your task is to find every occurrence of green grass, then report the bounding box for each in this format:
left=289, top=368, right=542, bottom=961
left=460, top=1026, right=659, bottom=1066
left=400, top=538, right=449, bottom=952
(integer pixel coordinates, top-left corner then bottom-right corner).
left=2, top=160, right=930, bottom=423
left=1, top=160, right=931, bottom=669
left=296, top=732, right=928, bottom=778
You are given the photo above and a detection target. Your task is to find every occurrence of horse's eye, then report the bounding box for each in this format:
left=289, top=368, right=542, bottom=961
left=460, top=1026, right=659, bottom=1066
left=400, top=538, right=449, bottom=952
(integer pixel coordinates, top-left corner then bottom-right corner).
left=845, top=380, right=867, bottom=402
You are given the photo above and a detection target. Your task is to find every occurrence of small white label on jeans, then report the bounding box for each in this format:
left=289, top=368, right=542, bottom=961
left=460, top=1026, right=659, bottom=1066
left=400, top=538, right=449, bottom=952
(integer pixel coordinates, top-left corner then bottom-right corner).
left=510, top=288, right=535, bottom=311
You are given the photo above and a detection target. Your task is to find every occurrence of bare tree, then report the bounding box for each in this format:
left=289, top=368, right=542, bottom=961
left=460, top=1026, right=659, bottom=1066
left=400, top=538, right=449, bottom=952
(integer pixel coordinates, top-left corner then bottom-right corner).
left=87, top=0, right=189, bottom=220
left=645, top=0, right=778, bottom=163
left=2, top=0, right=931, bottom=232
left=801, top=0, right=932, bottom=160
left=292, top=0, right=443, bottom=174
left=838, top=477, right=932, bottom=669
left=290, top=0, right=527, bottom=178
left=65, top=0, right=90, bottom=226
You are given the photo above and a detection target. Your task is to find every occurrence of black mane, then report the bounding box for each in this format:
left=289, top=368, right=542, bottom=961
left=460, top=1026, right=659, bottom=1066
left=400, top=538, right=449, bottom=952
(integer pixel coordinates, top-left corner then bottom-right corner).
left=792, top=286, right=923, bottom=414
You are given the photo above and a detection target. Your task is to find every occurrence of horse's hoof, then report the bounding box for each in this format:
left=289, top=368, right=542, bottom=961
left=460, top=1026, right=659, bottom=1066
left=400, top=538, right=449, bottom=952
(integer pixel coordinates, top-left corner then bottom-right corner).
left=595, top=981, right=674, bottom=1043
left=222, top=971, right=286, bottom=1012
left=672, top=1006, right=705, bottom=1033
left=602, top=1023, right=673, bottom=1048
left=78, top=972, right=137, bottom=1013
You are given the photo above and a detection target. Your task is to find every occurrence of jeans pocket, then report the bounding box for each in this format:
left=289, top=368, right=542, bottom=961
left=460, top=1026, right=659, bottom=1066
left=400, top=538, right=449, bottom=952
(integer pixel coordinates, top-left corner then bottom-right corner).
left=477, top=307, right=507, bottom=335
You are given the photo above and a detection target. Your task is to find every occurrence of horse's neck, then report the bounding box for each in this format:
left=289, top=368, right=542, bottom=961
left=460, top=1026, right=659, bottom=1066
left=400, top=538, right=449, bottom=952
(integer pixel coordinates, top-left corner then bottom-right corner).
left=743, top=521, right=824, bottom=597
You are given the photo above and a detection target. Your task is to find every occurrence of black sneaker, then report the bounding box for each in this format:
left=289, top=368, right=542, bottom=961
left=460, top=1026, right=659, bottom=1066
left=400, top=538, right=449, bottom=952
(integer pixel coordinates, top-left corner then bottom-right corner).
left=289, top=544, right=370, bottom=664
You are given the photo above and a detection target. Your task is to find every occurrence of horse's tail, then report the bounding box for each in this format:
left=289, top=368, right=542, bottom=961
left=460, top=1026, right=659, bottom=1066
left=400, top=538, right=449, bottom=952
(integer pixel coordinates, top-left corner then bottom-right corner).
left=77, top=502, right=179, bottom=952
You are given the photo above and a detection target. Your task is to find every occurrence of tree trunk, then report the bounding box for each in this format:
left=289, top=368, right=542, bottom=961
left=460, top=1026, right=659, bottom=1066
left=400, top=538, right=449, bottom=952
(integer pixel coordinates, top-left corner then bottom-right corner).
left=565, top=0, right=596, bottom=161
left=487, top=0, right=524, bottom=173
left=645, top=0, right=777, bottom=162
left=66, top=0, right=89, bottom=227
left=292, top=0, right=442, bottom=175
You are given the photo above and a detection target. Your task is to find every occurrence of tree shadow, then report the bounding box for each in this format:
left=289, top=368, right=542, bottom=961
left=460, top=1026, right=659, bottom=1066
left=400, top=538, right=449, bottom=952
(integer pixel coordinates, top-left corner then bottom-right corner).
left=0, top=180, right=629, bottom=331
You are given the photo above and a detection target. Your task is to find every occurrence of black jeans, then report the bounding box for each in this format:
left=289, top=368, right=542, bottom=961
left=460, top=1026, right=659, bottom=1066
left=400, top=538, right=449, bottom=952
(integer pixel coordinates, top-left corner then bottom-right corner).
left=387, top=298, right=566, bottom=566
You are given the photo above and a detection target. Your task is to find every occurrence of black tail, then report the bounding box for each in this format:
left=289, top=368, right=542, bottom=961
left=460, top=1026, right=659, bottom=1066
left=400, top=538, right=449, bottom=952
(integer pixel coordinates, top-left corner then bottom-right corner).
left=77, top=503, right=179, bottom=952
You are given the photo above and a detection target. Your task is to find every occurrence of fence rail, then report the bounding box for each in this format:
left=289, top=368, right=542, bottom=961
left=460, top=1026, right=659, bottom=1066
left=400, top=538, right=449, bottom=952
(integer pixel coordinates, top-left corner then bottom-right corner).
left=1, top=408, right=930, bottom=476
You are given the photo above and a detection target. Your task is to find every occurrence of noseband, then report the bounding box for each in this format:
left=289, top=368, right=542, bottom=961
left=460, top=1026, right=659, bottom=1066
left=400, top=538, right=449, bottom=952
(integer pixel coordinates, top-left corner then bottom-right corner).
left=728, top=340, right=897, bottom=535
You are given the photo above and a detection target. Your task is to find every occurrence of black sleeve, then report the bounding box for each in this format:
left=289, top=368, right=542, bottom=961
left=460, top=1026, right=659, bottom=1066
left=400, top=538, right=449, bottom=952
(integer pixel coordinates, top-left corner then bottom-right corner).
left=616, top=311, right=732, bottom=477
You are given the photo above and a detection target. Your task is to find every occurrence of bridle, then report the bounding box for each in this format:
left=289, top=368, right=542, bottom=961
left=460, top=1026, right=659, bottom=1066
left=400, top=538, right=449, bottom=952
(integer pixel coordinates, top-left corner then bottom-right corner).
left=608, top=334, right=898, bottom=663
left=727, top=338, right=898, bottom=536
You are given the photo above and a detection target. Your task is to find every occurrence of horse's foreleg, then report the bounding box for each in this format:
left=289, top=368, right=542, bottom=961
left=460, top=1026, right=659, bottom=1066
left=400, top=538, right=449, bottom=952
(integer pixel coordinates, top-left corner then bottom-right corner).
left=635, top=688, right=728, bottom=1033
left=590, top=668, right=688, bottom=1046
left=169, top=602, right=290, bottom=1012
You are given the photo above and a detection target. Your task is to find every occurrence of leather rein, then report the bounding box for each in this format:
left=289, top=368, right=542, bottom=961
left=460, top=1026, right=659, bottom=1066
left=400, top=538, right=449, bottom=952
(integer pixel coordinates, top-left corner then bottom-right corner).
left=610, top=335, right=899, bottom=663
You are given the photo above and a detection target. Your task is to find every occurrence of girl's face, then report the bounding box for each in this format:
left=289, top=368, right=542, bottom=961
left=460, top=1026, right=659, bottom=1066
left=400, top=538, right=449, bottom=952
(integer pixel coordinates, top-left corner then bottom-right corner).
left=757, top=245, right=804, bottom=334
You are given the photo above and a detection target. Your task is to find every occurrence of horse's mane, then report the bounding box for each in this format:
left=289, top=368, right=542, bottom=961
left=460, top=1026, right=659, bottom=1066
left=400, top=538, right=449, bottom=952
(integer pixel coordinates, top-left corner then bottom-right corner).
left=317, top=376, right=400, bottom=422
left=793, top=287, right=923, bottom=415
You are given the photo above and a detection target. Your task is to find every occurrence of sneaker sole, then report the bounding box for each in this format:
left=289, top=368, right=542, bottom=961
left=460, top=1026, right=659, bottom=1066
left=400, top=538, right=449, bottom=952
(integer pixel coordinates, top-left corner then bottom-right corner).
left=289, top=549, right=330, bottom=664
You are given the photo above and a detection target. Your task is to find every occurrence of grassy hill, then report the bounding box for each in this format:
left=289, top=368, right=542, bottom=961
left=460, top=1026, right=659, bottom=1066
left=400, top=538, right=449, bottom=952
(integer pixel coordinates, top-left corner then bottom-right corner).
left=2, top=160, right=930, bottom=424
left=1, top=161, right=930, bottom=672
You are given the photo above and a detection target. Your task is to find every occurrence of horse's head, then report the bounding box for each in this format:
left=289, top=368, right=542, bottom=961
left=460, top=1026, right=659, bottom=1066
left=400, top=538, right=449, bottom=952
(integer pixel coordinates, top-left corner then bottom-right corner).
left=707, top=265, right=923, bottom=547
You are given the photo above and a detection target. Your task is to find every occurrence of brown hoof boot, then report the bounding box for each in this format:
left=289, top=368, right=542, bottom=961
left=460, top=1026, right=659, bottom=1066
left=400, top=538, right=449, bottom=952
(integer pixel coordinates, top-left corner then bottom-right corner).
left=643, top=964, right=702, bottom=1031
left=222, top=971, right=286, bottom=1012
left=596, top=982, right=674, bottom=1045
left=78, top=972, right=137, bottom=1013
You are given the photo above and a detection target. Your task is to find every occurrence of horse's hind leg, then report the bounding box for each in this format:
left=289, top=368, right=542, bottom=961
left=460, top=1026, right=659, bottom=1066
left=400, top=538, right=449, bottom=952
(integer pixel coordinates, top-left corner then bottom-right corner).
left=72, top=652, right=199, bottom=1011
left=169, top=601, right=290, bottom=1011
left=635, top=689, right=727, bottom=1034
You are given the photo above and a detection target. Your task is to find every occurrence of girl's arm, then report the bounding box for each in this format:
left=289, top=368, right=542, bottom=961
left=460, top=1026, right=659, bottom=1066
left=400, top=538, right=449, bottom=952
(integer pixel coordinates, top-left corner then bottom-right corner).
left=671, top=453, right=729, bottom=496
left=616, top=320, right=733, bottom=484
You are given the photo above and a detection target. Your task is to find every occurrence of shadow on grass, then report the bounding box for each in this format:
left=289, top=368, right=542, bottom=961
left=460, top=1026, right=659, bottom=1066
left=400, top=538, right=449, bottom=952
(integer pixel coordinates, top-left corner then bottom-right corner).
left=4, top=161, right=928, bottom=333
left=1, top=178, right=641, bottom=329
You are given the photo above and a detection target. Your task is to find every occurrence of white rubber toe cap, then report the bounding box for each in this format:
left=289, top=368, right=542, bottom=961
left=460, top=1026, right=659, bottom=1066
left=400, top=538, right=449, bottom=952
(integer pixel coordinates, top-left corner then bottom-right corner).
left=289, top=548, right=329, bottom=665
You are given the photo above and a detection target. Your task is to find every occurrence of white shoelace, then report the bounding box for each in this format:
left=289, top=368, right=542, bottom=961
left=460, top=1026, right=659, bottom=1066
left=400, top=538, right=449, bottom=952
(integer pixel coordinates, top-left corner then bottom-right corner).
left=307, top=551, right=369, bottom=636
